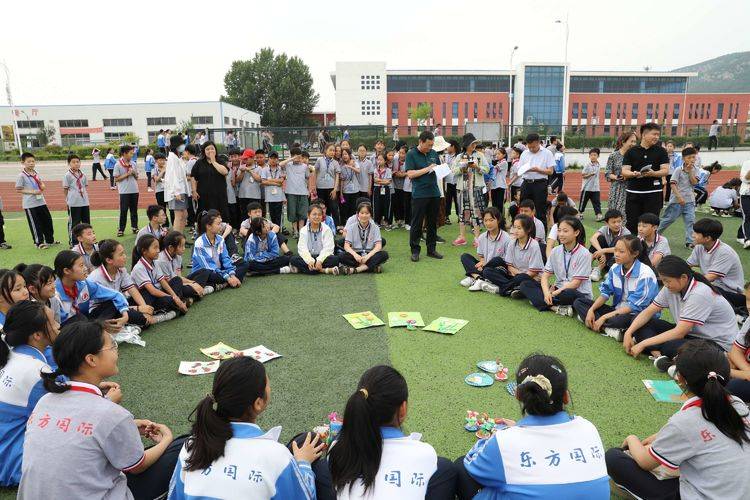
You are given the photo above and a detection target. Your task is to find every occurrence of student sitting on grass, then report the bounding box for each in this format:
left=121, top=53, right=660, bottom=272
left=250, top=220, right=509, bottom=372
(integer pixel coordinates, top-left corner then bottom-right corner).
left=71, top=223, right=99, bottom=274
left=709, top=178, right=741, bottom=217
left=573, top=235, right=659, bottom=341
left=290, top=204, right=340, bottom=275
left=517, top=199, right=546, bottom=256
left=589, top=209, right=630, bottom=282
left=244, top=217, right=293, bottom=275
left=545, top=205, right=579, bottom=260
left=239, top=202, right=292, bottom=256
left=341, top=203, right=389, bottom=274
left=0, top=301, right=59, bottom=487
left=314, top=365, right=456, bottom=500
left=637, top=212, right=670, bottom=268
left=659, top=146, right=698, bottom=248
left=0, top=269, right=30, bottom=328
left=16, top=263, right=63, bottom=327
left=687, top=218, right=746, bottom=316
left=168, top=356, right=322, bottom=499
left=606, top=340, right=750, bottom=500
left=459, top=207, right=510, bottom=291
left=623, top=256, right=737, bottom=372
left=517, top=216, right=592, bottom=316
left=131, top=235, right=189, bottom=316
left=157, top=231, right=208, bottom=299
left=480, top=214, right=544, bottom=297
left=136, top=205, right=168, bottom=244
left=455, top=353, right=609, bottom=499
left=728, top=283, right=750, bottom=402
left=190, top=210, right=248, bottom=290
left=19, top=321, right=183, bottom=500
left=547, top=192, right=576, bottom=230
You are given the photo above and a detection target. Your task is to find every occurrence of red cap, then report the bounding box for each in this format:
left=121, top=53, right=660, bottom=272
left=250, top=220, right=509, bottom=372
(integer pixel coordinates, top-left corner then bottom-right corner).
left=241, top=148, right=255, bottom=159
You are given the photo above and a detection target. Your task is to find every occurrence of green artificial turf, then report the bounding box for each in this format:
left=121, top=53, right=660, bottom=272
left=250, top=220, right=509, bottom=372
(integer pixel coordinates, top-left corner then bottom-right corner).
left=0, top=206, right=748, bottom=499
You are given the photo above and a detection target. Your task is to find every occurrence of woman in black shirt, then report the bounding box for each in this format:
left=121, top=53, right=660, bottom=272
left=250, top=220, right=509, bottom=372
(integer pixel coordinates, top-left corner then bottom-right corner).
left=191, top=141, right=231, bottom=223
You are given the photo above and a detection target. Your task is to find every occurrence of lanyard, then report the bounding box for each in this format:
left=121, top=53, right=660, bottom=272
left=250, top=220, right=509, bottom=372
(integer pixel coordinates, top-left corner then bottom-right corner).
left=269, top=167, right=280, bottom=179
left=358, top=223, right=371, bottom=253
left=324, top=158, right=333, bottom=179
left=562, top=244, right=577, bottom=280
left=23, top=170, right=42, bottom=189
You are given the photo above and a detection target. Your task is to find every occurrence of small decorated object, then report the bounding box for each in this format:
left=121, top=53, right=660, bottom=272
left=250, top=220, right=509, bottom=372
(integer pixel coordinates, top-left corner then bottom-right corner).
left=477, top=360, right=501, bottom=373
left=494, top=367, right=509, bottom=381
left=464, top=372, right=494, bottom=387
left=464, top=411, right=508, bottom=439
left=506, top=381, right=518, bottom=397
left=464, top=410, right=479, bottom=432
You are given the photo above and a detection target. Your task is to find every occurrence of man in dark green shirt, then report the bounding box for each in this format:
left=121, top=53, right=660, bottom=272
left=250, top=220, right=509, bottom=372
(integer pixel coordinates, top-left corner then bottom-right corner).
left=406, top=131, right=443, bottom=261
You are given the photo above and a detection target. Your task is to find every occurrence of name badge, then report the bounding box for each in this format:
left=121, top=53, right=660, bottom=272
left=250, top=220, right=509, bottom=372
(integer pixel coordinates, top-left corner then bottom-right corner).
left=250, top=178, right=254, bottom=183
left=271, top=188, right=278, bottom=195
left=380, top=187, right=386, bottom=195
left=35, top=194, right=44, bottom=200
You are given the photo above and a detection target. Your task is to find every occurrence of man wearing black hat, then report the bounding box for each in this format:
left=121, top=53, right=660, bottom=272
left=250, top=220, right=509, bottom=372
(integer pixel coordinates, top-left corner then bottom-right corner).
left=517, top=133, right=555, bottom=232
left=406, top=130, right=443, bottom=261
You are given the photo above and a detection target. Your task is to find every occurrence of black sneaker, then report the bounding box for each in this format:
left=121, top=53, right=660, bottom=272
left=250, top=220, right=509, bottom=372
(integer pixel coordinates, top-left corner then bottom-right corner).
left=435, top=235, right=446, bottom=243
left=510, top=289, right=523, bottom=299
left=0, top=242, right=11, bottom=250
left=426, top=250, right=443, bottom=259
left=654, top=355, right=673, bottom=372
left=411, top=253, right=420, bottom=262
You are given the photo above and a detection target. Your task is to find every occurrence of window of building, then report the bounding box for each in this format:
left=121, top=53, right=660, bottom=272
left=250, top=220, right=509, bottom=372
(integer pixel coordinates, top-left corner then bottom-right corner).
left=224, top=117, right=230, bottom=125
left=451, top=125, right=458, bottom=136
left=464, top=102, right=468, bottom=118
left=492, top=102, right=497, bottom=119
left=654, top=103, right=659, bottom=121
left=473, top=103, right=478, bottom=120
left=60, top=133, right=90, bottom=146
left=706, top=104, right=711, bottom=120
left=442, top=102, right=447, bottom=119
left=671, top=126, right=678, bottom=136
left=146, top=117, right=176, bottom=126
left=646, top=103, right=653, bottom=120
left=102, top=118, right=133, bottom=127
left=485, top=103, right=490, bottom=118
left=581, top=103, right=588, bottom=119
left=603, top=125, right=610, bottom=135
left=16, top=120, right=45, bottom=129
left=362, top=100, right=381, bottom=116
left=735, top=102, right=739, bottom=119
left=391, top=102, right=398, bottom=119
left=59, top=119, right=89, bottom=128
left=615, top=103, right=621, bottom=119
left=688, top=103, right=694, bottom=119
left=104, top=132, right=128, bottom=141
left=673, top=103, right=680, bottom=120
left=360, top=74, right=381, bottom=90
left=604, top=103, right=612, bottom=119
left=19, top=134, right=41, bottom=148
left=498, top=103, right=503, bottom=121
left=407, top=126, right=411, bottom=136
left=717, top=103, right=724, bottom=119
left=386, top=74, right=509, bottom=93
left=452, top=102, right=459, bottom=118
left=700, top=103, right=705, bottom=120
left=572, top=103, right=579, bottom=119
left=522, top=66, right=565, bottom=130
left=570, top=75, right=686, bottom=94
left=192, top=116, right=213, bottom=125
left=631, top=103, right=638, bottom=120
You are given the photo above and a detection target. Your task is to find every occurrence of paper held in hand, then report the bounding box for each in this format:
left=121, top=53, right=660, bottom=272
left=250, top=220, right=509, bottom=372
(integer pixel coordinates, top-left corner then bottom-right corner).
left=517, top=163, right=532, bottom=176
left=432, top=163, right=452, bottom=180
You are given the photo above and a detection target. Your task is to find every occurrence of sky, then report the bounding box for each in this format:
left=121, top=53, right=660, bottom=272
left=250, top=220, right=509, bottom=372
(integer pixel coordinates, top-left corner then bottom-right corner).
left=1, top=0, right=748, bottom=111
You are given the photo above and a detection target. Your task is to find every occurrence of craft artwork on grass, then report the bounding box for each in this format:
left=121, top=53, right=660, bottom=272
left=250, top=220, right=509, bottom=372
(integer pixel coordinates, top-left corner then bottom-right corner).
left=423, top=317, right=468, bottom=335
left=343, top=311, right=385, bottom=329
left=178, top=361, right=220, bottom=376
left=642, top=379, right=689, bottom=403
left=200, top=342, right=240, bottom=360
left=387, top=312, right=425, bottom=329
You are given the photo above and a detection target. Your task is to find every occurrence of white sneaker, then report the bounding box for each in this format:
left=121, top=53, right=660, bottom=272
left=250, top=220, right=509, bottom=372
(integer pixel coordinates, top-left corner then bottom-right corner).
left=744, top=240, right=750, bottom=250
left=736, top=314, right=748, bottom=327
left=737, top=238, right=745, bottom=245
left=604, top=327, right=624, bottom=342
left=215, top=283, right=228, bottom=292
left=481, top=281, right=500, bottom=294
left=460, top=276, right=476, bottom=287
left=404, top=224, right=411, bottom=231
left=147, top=188, right=154, bottom=192
left=152, top=310, right=177, bottom=324
left=555, top=305, right=574, bottom=317
left=203, top=285, right=215, bottom=295
left=590, top=267, right=602, bottom=282
left=279, top=266, right=291, bottom=274
left=468, top=279, right=485, bottom=292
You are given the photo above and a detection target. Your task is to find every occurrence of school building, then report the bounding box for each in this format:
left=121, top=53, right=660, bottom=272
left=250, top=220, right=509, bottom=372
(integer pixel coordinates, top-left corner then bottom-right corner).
left=0, top=101, right=260, bottom=149
left=331, top=61, right=750, bottom=140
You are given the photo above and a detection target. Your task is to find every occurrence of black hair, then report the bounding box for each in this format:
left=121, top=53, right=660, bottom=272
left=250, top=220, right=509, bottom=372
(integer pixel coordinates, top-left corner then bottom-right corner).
left=589, top=147, right=600, bottom=155
left=675, top=340, right=750, bottom=446
left=329, top=365, right=408, bottom=494
left=694, top=144, right=702, bottom=151
left=119, top=145, right=133, bottom=156
left=0, top=300, right=54, bottom=368
left=301, top=151, right=310, bottom=159
left=185, top=357, right=268, bottom=471
left=513, top=214, right=535, bottom=239
left=616, top=234, right=650, bottom=266
left=496, top=147, right=507, bottom=158
left=170, top=135, right=184, bottom=152
left=254, top=149, right=265, bottom=156
left=246, top=202, right=262, bottom=214
left=640, top=122, right=661, bottom=134
left=147, top=204, right=165, bottom=220
left=519, top=199, right=536, bottom=213
left=20, top=152, right=35, bottom=161
left=53, top=250, right=83, bottom=280
left=356, top=203, right=373, bottom=216
left=268, top=151, right=279, bottom=159
left=67, top=154, right=80, bottom=163
left=15, top=263, right=54, bottom=299
left=418, top=130, right=434, bottom=142
left=356, top=197, right=372, bottom=210
left=228, top=147, right=241, bottom=157
left=198, top=209, right=222, bottom=235
left=603, top=209, right=623, bottom=222
left=186, top=144, right=199, bottom=156
left=41, top=321, right=107, bottom=393
left=515, top=353, right=568, bottom=416
left=723, top=178, right=742, bottom=190
left=132, top=234, right=159, bottom=268
left=637, top=212, right=660, bottom=227
left=558, top=216, right=586, bottom=245
left=200, top=141, right=217, bottom=156
left=482, top=206, right=504, bottom=228
left=553, top=205, right=578, bottom=224
left=308, top=204, right=323, bottom=215
left=162, top=231, right=185, bottom=254
left=90, top=239, right=122, bottom=268
left=705, top=161, right=722, bottom=173
left=556, top=143, right=564, bottom=151
left=511, top=146, right=523, bottom=156
left=249, top=217, right=266, bottom=238
left=72, top=223, right=93, bottom=240
left=657, top=255, right=715, bottom=291
left=682, top=146, right=697, bottom=157
left=290, top=146, right=302, bottom=156
left=693, top=218, right=723, bottom=240
left=154, top=152, right=166, bottom=161
left=526, top=133, right=540, bottom=143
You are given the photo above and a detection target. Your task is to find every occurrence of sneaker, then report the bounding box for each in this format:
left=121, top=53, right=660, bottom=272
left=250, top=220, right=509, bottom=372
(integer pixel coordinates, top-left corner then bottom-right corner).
left=744, top=240, right=750, bottom=250
left=373, top=265, right=383, bottom=274
left=215, top=283, right=228, bottom=292
left=667, top=365, right=678, bottom=379
left=147, top=187, right=154, bottom=192
left=203, top=285, right=215, bottom=295
left=279, top=266, right=292, bottom=274
left=452, top=237, right=467, bottom=246
left=595, top=214, right=604, bottom=222
left=590, top=267, right=602, bottom=282
left=603, top=327, right=624, bottom=342
left=481, top=281, right=500, bottom=294
left=555, top=305, right=574, bottom=317
left=654, top=355, right=673, bottom=372
left=737, top=238, right=746, bottom=245
left=404, top=224, right=411, bottom=231
left=468, top=279, right=485, bottom=291
left=152, top=310, right=177, bottom=324
left=230, top=254, right=243, bottom=264
left=426, top=250, right=443, bottom=259
left=435, top=234, right=446, bottom=243
left=330, top=266, right=340, bottom=276
left=510, top=289, right=523, bottom=299
left=444, top=219, right=452, bottom=225
left=110, top=186, right=117, bottom=190
left=37, top=243, right=50, bottom=250
left=736, top=314, right=748, bottom=326
left=0, top=242, right=11, bottom=250
left=720, top=212, right=732, bottom=218
left=685, top=242, right=695, bottom=249
left=460, top=276, right=476, bottom=287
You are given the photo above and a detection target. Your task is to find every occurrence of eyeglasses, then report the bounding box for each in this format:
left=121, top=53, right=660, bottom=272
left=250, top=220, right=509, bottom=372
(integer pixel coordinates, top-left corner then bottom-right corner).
left=100, top=334, right=118, bottom=353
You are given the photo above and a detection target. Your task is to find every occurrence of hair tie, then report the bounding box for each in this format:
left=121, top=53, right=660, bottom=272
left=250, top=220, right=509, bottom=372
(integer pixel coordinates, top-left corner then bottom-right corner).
left=359, top=388, right=369, bottom=399
left=707, top=371, right=725, bottom=382
left=520, top=374, right=553, bottom=398
left=206, top=392, right=217, bottom=410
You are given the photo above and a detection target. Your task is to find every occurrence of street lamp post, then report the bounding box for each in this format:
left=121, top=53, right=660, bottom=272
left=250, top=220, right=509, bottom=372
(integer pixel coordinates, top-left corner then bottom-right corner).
left=508, top=45, right=518, bottom=143
left=555, top=16, right=569, bottom=144
left=1, top=61, right=23, bottom=155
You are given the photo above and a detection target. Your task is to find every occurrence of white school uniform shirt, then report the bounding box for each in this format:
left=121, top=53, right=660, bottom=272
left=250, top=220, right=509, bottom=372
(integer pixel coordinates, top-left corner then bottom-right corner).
left=595, top=225, right=630, bottom=247
left=131, top=257, right=166, bottom=290
left=687, top=240, right=745, bottom=294
left=226, top=165, right=238, bottom=204
left=314, top=157, right=340, bottom=190
left=531, top=217, right=545, bottom=242
left=581, top=162, right=601, bottom=192
left=72, top=242, right=99, bottom=273
left=156, top=250, right=183, bottom=279
left=336, top=427, right=438, bottom=500
left=261, top=166, right=286, bottom=202
left=475, top=230, right=510, bottom=261
left=543, top=243, right=593, bottom=298
left=642, top=233, right=671, bottom=262
left=87, top=266, right=136, bottom=310
left=113, top=158, right=139, bottom=194
left=491, top=159, right=508, bottom=190
left=62, top=169, right=90, bottom=207
left=168, top=423, right=316, bottom=500
left=509, top=160, right=524, bottom=187
left=518, top=147, right=555, bottom=181
left=463, top=412, right=609, bottom=498
left=708, top=186, right=738, bottom=209
left=15, top=170, right=46, bottom=209
left=505, top=238, right=544, bottom=274
left=237, top=164, right=262, bottom=199
left=355, top=157, right=373, bottom=192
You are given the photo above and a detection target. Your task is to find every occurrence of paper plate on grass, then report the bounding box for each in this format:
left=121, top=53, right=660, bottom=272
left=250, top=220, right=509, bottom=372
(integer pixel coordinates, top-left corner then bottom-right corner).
left=465, top=372, right=494, bottom=387
left=477, top=360, right=502, bottom=373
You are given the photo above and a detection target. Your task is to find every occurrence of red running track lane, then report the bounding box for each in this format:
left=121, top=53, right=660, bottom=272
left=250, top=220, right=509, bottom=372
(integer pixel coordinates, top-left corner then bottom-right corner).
left=0, top=171, right=739, bottom=212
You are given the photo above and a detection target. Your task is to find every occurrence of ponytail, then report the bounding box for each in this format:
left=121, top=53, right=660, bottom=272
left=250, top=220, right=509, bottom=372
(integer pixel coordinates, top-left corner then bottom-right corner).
left=675, top=340, right=750, bottom=446
left=657, top=255, right=715, bottom=292
left=198, top=209, right=221, bottom=236
left=329, top=365, right=408, bottom=494
left=43, top=321, right=106, bottom=393
left=515, top=353, right=568, bottom=416
left=616, top=234, right=650, bottom=266
left=161, top=231, right=185, bottom=254
left=185, top=357, right=267, bottom=471
left=90, top=239, right=120, bottom=268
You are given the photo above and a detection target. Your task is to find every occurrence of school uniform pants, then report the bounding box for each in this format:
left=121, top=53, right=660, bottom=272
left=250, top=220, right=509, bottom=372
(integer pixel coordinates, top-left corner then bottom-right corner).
left=87, top=299, right=148, bottom=329
left=738, top=195, right=750, bottom=242
left=246, top=255, right=291, bottom=275
left=444, top=183, right=459, bottom=219
left=165, top=276, right=200, bottom=300
left=664, top=174, right=672, bottom=201
left=625, top=191, right=663, bottom=235
left=373, top=190, right=392, bottom=224
left=693, top=186, right=708, bottom=206
left=186, top=195, right=196, bottom=227
left=392, top=188, right=406, bottom=221
left=520, top=179, right=549, bottom=232
left=490, top=187, right=505, bottom=212
left=340, top=251, right=389, bottom=272
left=118, top=193, right=139, bottom=231
left=290, top=255, right=339, bottom=274
left=91, top=162, right=107, bottom=180
left=590, top=234, right=616, bottom=271
left=187, top=264, right=249, bottom=286
left=579, top=190, right=602, bottom=215
left=549, top=172, right=564, bottom=193
left=146, top=171, right=152, bottom=188
left=403, top=191, right=412, bottom=224
left=727, top=378, right=750, bottom=403
left=604, top=448, right=679, bottom=500
left=461, top=255, right=506, bottom=278
left=716, top=286, right=748, bottom=315
left=571, top=298, right=635, bottom=330
left=267, top=201, right=283, bottom=228
left=483, top=269, right=533, bottom=296
left=107, top=168, right=115, bottom=187
left=67, top=205, right=91, bottom=245
left=139, top=287, right=182, bottom=315
left=517, top=281, right=586, bottom=311
left=410, top=196, right=439, bottom=254
left=154, top=191, right=171, bottom=227
left=659, top=202, right=695, bottom=245
left=709, top=134, right=718, bottom=150
left=340, top=193, right=359, bottom=223
left=632, top=319, right=723, bottom=359
left=0, top=209, right=6, bottom=244
left=316, top=188, right=340, bottom=226
left=126, top=435, right=187, bottom=500
left=24, top=205, right=55, bottom=245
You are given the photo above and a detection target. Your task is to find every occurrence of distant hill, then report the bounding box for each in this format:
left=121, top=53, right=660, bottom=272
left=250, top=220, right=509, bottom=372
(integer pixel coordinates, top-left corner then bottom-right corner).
left=674, top=52, right=750, bottom=93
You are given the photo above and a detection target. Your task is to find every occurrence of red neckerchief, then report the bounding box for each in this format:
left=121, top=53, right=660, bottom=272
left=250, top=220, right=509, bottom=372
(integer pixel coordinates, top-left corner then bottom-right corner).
left=681, top=396, right=702, bottom=411
left=69, top=169, right=85, bottom=197
left=119, top=157, right=132, bottom=173
left=62, top=282, right=80, bottom=313
left=23, top=169, right=42, bottom=189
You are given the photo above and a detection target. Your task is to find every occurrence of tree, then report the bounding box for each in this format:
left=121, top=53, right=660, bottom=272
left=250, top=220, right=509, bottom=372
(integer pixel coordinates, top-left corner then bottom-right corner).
left=36, top=124, right=56, bottom=146
left=409, top=103, right=432, bottom=130
left=222, top=48, right=319, bottom=127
